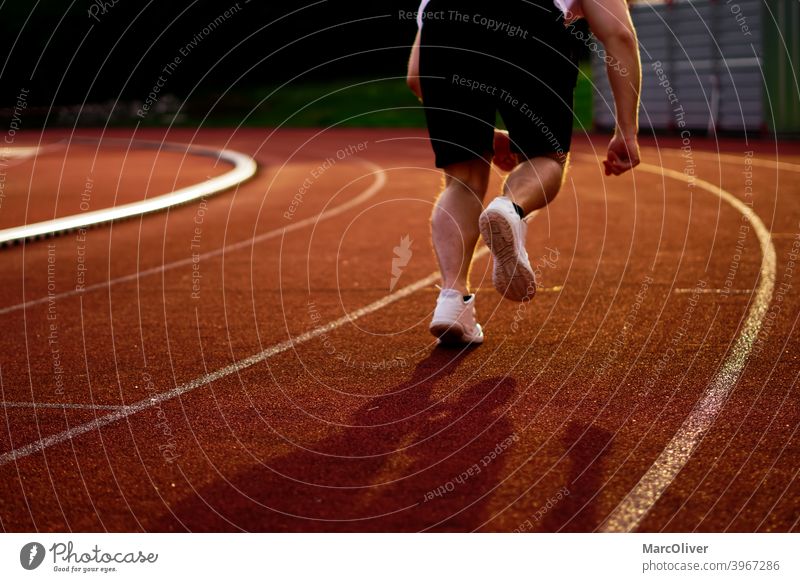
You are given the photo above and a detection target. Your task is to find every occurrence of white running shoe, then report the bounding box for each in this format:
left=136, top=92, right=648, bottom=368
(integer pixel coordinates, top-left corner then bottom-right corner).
left=429, top=288, right=484, bottom=345
left=479, top=196, right=537, bottom=302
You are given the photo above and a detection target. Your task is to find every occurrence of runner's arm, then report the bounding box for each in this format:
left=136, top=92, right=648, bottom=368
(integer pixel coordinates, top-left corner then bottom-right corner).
left=582, top=0, right=641, bottom=175
left=407, top=29, right=422, bottom=101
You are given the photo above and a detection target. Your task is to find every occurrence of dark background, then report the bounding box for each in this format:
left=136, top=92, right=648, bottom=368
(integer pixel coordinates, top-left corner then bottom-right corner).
left=0, top=0, right=594, bottom=128
left=0, top=1, right=419, bottom=106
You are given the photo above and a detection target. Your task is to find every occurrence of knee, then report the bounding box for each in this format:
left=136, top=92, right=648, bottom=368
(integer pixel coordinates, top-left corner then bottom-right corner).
left=443, top=159, right=490, bottom=198
left=506, top=156, right=565, bottom=203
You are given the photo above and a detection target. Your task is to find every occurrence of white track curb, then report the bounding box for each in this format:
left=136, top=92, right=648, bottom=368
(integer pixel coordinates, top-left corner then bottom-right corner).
left=0, top=138, right=258, bottom=246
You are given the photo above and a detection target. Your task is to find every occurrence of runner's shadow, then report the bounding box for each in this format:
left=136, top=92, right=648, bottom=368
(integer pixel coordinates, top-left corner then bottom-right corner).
left=538, top=422, right=612, bottom=532
left=157, top=347, right=518, bottom=532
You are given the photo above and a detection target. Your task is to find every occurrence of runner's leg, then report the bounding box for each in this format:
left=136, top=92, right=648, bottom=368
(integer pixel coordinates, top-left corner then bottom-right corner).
left=503, top=155, right=566, bottom=216
left=431, top=158, right=490, bottom=295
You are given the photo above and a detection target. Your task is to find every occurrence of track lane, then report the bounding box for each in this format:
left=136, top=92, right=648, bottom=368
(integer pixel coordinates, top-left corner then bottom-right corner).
left=0, top=129, right=797, bottom=533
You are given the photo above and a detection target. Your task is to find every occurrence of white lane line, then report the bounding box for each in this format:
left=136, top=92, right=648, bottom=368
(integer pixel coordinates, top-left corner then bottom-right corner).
left=0, top=160, right=386, bottom=316
left=0, top=249, right=489, bottom=467
left=0, top=143, right=65, bottom=171
left=673, top=288, right=753, bottom=294
left=640, top=147, right=800, bottom=173
left=0, top=146, right=42, bottom=159
left=477, top=285, right=563, bottom=293
left=0, top=139, right=258, bottom=246
left=594, top=161, right=776, bottom=532
left=1, top=402, right=125, bottom=411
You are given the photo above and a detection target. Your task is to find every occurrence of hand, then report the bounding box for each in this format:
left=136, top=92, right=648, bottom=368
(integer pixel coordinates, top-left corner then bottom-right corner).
left=492, top=129, right=520, bottom=172
left=603, top=132, right=640, bottom=176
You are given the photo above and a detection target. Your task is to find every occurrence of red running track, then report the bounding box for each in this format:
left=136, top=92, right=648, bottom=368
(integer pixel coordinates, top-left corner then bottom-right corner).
left=0, top=127, right=798, bottom=532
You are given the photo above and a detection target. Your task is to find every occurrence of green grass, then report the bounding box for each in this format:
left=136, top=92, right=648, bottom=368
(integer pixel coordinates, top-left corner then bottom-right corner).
left=183, top=65, right=594, bottom=129
left=185, top=78, right=426, bottom=128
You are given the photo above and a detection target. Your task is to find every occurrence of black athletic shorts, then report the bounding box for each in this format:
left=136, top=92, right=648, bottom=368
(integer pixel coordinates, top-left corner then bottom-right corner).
left=419, top=0, right=580, bottom=168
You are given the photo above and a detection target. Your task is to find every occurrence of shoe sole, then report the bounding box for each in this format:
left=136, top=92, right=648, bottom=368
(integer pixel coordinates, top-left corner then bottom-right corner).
left=430, top=321, right=484, bottom=345
left=479, top=209, right=537, bottom=302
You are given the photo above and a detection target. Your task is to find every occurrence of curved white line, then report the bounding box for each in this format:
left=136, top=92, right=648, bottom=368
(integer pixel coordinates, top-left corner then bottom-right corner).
left=0, top=401, right=125, bottom=411
left=0, top=160, right=386, bottom=316
left=0, top=139, right=258, bottom=246
left=593, top=161, right=777, bottom=532
left=640, top=147, right=800, bottom=173
left=0, top=146, right=42, bottom=159
left=0, top=248, right=487, bottom=467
